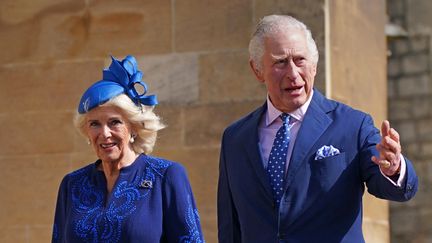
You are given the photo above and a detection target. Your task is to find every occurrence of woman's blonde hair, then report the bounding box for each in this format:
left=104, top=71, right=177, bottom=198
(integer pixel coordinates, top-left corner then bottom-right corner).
left=74, top=94, right=165, bottom=154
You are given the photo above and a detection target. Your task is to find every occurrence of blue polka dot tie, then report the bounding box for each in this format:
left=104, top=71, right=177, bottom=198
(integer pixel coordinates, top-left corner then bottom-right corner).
left=267, top=113, right=291, bottom=206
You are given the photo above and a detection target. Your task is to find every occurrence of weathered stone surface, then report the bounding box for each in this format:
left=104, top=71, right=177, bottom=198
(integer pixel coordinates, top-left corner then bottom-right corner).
left=0, top=226, right=27, bottom=242
left=402, top=54, right=430, bottom=74
left=175, top=0, right=252, bottom=52
left=398, top=74, right=430, bottom=97
left=0, top=60, right=102, bottom=113
left=329, top=0, right=387, bottom=123
left=418, top=119, right=432, bottom=141
left=199, top=50, right=266, bottom=103
left=407, top=0, right=432, bottom=32
left=363, top=218, right=389, bottom=243
left=388, top=58, right=401, bottom=78
left=363, top=193, right=389, bottom=221
left=0, top=112, right=76, bottom=155
left=0, top=0, right=171, bottom=63
left=389, top=99, right=411, bottom=120
left=184, top=101, right=263, bottom=147
left=154, top=104, right=184, bottom=149
left=0, top=155, right=70, bottom=227
left=393, top=120, right=417, bottom=143
left=138, top=53, right=199, bottom=104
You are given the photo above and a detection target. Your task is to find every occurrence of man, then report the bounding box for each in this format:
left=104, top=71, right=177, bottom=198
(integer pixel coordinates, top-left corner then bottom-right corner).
left=217, top=15, right=418, bottom=243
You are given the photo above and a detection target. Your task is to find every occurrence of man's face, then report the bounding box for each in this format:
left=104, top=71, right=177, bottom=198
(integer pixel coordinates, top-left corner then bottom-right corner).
left=251, top=29, right=317, bottom=113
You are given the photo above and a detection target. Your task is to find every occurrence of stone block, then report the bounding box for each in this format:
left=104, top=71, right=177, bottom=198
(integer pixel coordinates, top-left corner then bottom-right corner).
left=0, top=0, right=81, bottom=25
left=363, top=218, right=389, bottom=243
left=3, top=0, right=171, bottom=62
left=154, top=105, right=184, bottom=149
left=199, top=50, right=266, bottom=103
left=0, top=59, right=103, bottom=113
left=393, top=120, right=417, bottom=143
left=393, top=38, right=410, bottom=56
left=412, top=97, right=431, bottom=119
left=390, top=208, right=419, bottom=235
left=402, top=54, right=430, bottom=74
left=387, top=0, right=405, bottom=17
left=421, top=142, right=432, bottom=157
left=152, top=147, right=219, bottom=243
left=0, top=226, right=27, bottom=243
left=407, top=0, right=432, bottom=32
left=418, top=119, right=432, bottom=141
left=184, top=101, right=264, bottom=147
left=388, top=58, right=401, bottom=78
left=398, top=74, right=431, bottom=97
left=29, top=225, right=53, bottom=243
left=410, top=36, right=430, bottom=53
left=175, top=0, right=252, bottom=52
left=389, top=99, right=411, bottom=120
left=0, top=155, right=70, bottom=227
left=0, top=0, right=85, bottom=63
left=137, top=53, right=199, bottom=104
left=402, top=142, right=421, bottom=159
left=0, top=112, right=76, bottom=155
left=70, top=151, right=98, bottom=170
left=363, top=192, right=388, bottom=221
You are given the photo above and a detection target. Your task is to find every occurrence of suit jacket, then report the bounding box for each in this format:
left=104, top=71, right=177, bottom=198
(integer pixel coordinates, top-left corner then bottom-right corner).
left=218, top=90, right=418, bottom=243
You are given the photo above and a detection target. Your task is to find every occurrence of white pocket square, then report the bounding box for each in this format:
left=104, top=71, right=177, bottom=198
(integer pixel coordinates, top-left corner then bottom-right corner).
left=315, top=145, right=340, bottom=160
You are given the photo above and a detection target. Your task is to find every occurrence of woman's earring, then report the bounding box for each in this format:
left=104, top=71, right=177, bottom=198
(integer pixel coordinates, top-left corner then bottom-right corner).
left=87, top=139, right=91, bottom=145
left=130, top=134, right=136, bottom=144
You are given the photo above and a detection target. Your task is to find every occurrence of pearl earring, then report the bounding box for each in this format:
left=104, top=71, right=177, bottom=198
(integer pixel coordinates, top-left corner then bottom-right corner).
left=130, top=134, right=136, bottom=143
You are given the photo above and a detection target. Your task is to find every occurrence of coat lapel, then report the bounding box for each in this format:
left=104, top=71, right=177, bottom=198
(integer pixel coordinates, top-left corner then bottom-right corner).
left=239, top=104, right=274, bottom=199
left=285, top=91, right=333, bottom=188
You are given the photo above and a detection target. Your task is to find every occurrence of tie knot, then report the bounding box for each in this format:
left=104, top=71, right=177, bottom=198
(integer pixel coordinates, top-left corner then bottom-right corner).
left=280, top=113, right=290, bottom=124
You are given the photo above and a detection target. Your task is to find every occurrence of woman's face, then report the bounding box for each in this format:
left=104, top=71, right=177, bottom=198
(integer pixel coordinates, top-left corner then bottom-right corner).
left=84, top=105, right=135, bottom=164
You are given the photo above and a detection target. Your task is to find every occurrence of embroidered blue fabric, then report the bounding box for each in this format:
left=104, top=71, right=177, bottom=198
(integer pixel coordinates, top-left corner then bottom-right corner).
left=52, top=154, right=204, bottom=243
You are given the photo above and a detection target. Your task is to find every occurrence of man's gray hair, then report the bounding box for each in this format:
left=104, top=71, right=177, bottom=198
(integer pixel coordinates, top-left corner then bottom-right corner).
left=249, top=15, right=319, bottom=70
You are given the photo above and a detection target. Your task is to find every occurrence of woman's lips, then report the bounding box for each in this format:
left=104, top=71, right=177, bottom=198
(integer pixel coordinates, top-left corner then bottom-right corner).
left=100, top=143, right=116, bottom=149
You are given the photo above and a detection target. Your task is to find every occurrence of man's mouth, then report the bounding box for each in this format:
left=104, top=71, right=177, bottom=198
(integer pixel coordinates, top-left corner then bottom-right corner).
left=284, top=86, right=303, bottom=94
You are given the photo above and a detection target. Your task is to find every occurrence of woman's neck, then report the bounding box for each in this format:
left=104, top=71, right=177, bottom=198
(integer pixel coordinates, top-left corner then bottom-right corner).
left=100, top=150, right=139, bottom=194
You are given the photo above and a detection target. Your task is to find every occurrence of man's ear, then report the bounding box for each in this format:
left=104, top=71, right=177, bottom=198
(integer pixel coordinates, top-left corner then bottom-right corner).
left=249, top=60, right=264, bottom=83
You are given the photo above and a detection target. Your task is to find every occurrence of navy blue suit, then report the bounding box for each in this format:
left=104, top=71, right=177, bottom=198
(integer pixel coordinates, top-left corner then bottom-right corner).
left=218, top=90, right=418, bottom=243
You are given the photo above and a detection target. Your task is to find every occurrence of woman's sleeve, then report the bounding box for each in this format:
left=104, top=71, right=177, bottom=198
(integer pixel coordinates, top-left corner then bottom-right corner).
left=52, top=176, right=68, bottom=243
left=161, top=163, right=205, bottom=243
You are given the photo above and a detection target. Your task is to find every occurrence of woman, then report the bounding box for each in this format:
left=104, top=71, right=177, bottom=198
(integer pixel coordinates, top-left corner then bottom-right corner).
left=52, top=55, right=204, bottom=243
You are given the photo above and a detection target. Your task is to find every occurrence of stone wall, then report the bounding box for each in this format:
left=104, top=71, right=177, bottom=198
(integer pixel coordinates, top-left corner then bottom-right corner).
left=0, top=0, right=395, bottom=242
left=387, top=0, right=432, bottom=242
left=0, top=1, right=325, bottom=242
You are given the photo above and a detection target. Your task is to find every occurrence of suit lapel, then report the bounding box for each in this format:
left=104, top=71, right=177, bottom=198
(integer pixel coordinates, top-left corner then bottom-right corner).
left=285, top=91, right=333, bottom=188
left=239, top=104, right=274, bottom=199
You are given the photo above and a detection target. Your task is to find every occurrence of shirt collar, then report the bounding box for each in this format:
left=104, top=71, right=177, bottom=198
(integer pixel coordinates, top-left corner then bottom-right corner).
left=265, top=90, right=314, bottom=126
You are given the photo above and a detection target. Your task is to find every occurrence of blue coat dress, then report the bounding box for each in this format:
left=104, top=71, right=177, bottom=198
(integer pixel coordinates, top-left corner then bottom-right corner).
left=52, top=154, right=204, bottom=243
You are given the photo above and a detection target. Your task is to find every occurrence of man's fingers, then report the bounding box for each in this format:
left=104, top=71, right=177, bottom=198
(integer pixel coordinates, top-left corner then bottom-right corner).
left=371, top=156, right=391, bottom=169
left=389, top=128, right=400, bottom=144
left=380, top=136, right=401, bottom=153
left=381, top=120, right=390, bottom=137
left=380, top=160, right=391, bottom=169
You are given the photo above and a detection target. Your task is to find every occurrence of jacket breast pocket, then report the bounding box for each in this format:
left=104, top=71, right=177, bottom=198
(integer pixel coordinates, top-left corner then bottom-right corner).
left=310, top=152, right=347, bottom=192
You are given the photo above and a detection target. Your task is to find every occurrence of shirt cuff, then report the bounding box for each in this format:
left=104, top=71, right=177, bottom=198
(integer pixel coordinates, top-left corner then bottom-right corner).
left=380, top=154, right=407, bottom=187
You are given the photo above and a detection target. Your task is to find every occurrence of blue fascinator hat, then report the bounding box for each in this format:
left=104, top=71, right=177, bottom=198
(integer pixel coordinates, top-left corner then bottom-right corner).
left=78, top=55, right=158, bottom=114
